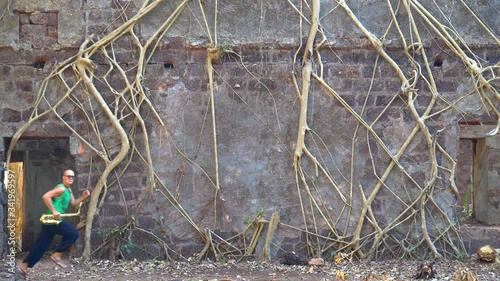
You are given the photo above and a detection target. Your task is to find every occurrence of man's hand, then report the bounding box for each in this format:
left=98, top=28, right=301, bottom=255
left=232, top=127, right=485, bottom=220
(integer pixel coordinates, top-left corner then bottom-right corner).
left=82, top=190, right=91, bottom=199
left=52, top=211, right=61, bottom=219
left=71, top=189, right=91, bottom=208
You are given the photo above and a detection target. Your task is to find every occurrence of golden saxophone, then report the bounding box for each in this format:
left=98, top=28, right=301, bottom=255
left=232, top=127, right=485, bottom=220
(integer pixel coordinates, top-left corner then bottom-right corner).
left=40, top=203, right=82, bottom=225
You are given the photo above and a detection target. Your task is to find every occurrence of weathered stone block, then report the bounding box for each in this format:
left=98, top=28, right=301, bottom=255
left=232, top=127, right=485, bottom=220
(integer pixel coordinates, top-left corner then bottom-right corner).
left=0, top=13, right=19, bottom=47
left=15, top=80, right=33, bottom=92
left=22, top=108, right=34, bottom=121
left=0, top=65, right=11, bottom=76
left=47, top=12, right=58, bottom=26
left=436, top=80, right=456, bottom=93
left=19, top=23, right=46, bottom=37
left=361, top=64, right=380, bottom=78
left=47, top=26, right=58, bottom=38
left=100, top=216, right=128, bottom=229
left=375, top=95, right=395, bottom=107
left=248, top=79, right=277, bottom=91
left=18, top=13, right=30, bottom=24
left=3, top=81, right=15, bottom=93
left=12, top=65, right=37, bottom=77
left=1, top=109, right=22, bottom=122
left=339, top=94, right=356, bottom=107
left=356, top=94, right=375, bottom=106
left=29, top=11, right=50, bottom=25
left=102, top=204, right=127, bottom=217
left=385, top=80, right=403, bottom=91
left=134, top=216, right=157, bottom=230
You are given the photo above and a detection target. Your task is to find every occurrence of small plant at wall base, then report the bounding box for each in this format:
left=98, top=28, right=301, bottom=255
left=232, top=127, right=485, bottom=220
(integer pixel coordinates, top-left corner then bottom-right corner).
left=461, top=204, right=473, bottom=221
left=461, top=183, right=474, bottom=221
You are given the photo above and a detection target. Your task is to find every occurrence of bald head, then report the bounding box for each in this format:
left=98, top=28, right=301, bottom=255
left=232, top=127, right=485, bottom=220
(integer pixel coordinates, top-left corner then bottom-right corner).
left=62, top=170, right=75, bottom=186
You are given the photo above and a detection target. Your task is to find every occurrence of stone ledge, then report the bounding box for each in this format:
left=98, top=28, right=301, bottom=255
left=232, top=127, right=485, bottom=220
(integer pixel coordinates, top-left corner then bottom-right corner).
left=461, top=223, right=500, bottom=255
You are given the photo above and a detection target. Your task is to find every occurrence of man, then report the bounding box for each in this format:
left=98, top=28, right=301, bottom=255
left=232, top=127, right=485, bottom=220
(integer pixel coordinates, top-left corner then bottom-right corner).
left=17, top=169, right=90, bottom=278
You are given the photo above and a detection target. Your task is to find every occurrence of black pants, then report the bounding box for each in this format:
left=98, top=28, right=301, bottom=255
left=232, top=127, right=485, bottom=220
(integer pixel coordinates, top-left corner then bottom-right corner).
left=23, top=221, right=79, bottom=268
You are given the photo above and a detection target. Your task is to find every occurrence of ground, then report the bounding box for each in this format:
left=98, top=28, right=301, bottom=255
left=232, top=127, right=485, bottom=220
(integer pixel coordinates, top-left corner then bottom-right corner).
left=1, top=254, right=498, bottom=281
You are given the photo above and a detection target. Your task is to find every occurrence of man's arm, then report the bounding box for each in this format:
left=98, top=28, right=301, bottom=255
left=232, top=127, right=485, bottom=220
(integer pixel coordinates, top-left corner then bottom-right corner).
left=70, top=189, right=91, bottom=208
left=42, top=186, right=66, bottom=219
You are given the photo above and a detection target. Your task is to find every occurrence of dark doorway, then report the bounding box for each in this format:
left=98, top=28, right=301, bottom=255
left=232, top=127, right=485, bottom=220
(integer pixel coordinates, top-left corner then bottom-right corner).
left=458, top=124, right=500, bottom=225
left=5, top=137, right=75, bottom=251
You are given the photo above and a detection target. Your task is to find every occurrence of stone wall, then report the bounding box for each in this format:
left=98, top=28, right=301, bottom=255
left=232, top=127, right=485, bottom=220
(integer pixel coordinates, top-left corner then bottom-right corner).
left=1, top=0, right=499, bottom=260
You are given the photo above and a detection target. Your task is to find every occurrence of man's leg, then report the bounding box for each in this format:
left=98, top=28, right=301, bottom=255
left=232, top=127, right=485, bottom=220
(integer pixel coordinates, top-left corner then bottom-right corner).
left=22, top=225, right=57, bottom=268
left=51, top=220, right=79, bottom=262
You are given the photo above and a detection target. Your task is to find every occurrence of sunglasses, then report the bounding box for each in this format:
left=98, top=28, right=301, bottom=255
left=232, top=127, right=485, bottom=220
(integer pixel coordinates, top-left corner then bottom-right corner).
left=64, top=175, right=75, bottom=179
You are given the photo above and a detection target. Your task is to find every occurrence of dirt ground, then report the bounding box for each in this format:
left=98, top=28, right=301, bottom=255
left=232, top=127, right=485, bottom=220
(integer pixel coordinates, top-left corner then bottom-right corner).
left=1, top=254, right=499, bottom=281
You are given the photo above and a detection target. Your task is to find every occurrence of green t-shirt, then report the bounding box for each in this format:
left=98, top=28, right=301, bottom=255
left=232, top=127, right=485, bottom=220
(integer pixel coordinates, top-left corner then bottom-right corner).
left=46, top=183, right=71, bottom=215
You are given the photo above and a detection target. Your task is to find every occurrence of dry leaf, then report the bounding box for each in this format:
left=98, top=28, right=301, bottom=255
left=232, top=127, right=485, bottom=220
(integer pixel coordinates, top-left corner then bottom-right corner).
left=335, top=270, right=345, bottom=280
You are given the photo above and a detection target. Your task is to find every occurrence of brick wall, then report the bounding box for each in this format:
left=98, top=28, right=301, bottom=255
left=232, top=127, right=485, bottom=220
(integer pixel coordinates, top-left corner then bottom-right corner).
left=18, top=11, right=58, bottom=50
left=1, top=46, right=498, bottom=259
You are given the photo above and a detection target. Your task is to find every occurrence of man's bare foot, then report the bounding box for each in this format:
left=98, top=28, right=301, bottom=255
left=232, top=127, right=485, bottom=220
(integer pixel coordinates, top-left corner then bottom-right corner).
left=16, top=266, right=27, bottom=279
left=50, top=254, right=69, bottom=268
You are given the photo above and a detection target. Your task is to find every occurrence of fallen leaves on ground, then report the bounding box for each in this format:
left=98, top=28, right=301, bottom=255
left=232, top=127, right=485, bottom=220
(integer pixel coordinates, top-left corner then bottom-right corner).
left=1, top=254, right=498, bottom=280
